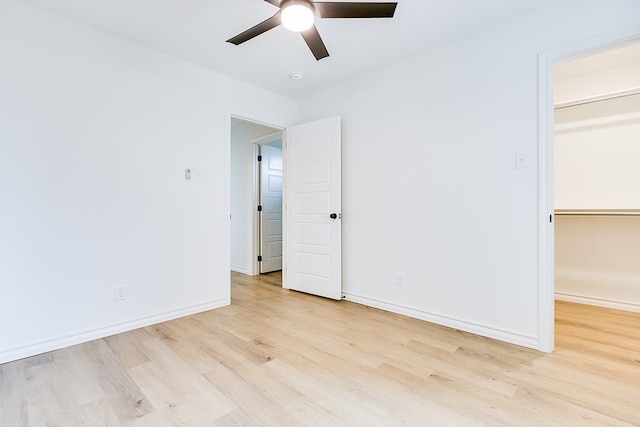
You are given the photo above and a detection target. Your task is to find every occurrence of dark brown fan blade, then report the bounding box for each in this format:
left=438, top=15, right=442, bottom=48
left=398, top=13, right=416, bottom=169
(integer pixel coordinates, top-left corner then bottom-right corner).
left=263, top=0, right=281, bottom=6
left=314, top=2, right=397, bottom=18
left=226, top=11, right=282, bottom=45
left=301, top=24, right=330, bottom=60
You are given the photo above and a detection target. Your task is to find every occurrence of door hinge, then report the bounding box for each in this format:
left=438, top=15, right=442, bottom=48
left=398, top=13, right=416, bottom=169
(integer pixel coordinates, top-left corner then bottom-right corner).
left=257, top=205, right=262, bottom=212
left=258, top=255, right=262, bottom=262
left=257, top=155, right=262, bottom=161
left=550, top=214, right=553, bottom=223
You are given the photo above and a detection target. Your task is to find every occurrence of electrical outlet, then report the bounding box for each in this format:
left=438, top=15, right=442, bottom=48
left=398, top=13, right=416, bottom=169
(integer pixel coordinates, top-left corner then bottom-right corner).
left=395, top=273, right=405, bottom=287
left=114, top=286, right=126, bottom=301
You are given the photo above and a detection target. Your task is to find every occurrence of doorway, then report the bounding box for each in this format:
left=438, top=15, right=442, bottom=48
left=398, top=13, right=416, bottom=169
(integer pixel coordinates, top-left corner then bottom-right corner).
left=538, top=30, right=640, bottom=352
left=554, top=42, right=640, bottom=313
left=229, top=114, right=343, bottom=300
left=230, top=116, right=282, bottom=277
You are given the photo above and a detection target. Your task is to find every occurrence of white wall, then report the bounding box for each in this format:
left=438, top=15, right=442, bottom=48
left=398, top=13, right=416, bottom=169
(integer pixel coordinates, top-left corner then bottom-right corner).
left=555, top=94, right=640, bottom=210
left=230, top=119, right=280, bottom=275
left=555, top=60, right=640, bottom=106
left=0, top=0, right=297, bottom=363
left=298, top=0, right=640, bottom=350
left=555, top=215, right=640, bottom=312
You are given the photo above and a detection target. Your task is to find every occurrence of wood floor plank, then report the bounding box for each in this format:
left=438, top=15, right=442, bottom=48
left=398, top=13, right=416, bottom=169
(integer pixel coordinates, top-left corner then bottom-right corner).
left=212, top=408, right=262, bottom=427
left=2, top=271, right=640, bottom=426
left=264, top=358, right=428, bottom=426
left=127, top=338, right=237, bottom=425
left=72, top=398, right=121, bottom=427
left=203, top=364, right=296, bottom=426
left=81, top=339, right=154, bottom=423
left=104, top=328, right=153, bottom=370
left=0, top=361, right=30, bottom=426
left=23, top=354, right=71, bottom=426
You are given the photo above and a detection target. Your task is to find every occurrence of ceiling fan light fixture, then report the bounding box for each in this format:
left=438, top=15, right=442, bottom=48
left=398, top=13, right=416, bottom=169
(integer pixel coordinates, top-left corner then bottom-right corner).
left=226, top=1, right=397, bottom=61
left=281, top=2, right=315, bottom=32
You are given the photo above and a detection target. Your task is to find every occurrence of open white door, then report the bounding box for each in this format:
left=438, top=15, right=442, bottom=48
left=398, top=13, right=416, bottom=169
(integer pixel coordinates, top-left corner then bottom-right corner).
left=259, top=144, right=283, bottom=273
left=284, top=116, right=342, bottom=300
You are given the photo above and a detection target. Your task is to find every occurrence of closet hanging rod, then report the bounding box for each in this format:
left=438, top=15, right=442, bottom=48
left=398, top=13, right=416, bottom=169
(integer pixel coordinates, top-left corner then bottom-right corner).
left=554, top=87, right=640, bottom=110
left=555, top=210, right=640, bottom=216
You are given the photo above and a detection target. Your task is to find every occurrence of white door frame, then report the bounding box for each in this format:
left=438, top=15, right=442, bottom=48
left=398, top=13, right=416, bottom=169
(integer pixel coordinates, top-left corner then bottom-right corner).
left=537, top=27, right=640, bottom=353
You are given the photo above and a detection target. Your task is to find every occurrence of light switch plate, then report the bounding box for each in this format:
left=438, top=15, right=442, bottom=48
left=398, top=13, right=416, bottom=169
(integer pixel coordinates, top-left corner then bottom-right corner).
left=194, top=169, right=209, bottom=181
left=515, top=152, right=528, bottom=169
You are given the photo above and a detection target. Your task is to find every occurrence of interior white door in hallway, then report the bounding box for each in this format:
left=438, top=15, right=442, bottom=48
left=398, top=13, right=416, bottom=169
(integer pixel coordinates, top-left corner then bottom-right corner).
left=284, top=116, right=342, bottom=300
left=259, top=144, right=283, bottom=273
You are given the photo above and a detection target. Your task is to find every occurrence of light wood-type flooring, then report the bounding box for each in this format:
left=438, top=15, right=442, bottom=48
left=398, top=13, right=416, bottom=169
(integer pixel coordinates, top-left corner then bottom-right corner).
left=1, top=271, right=639, bottom=426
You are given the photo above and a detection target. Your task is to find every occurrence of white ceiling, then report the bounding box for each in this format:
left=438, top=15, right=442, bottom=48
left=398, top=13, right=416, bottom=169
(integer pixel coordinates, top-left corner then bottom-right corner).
left=20, top=0, right=558, bottom=99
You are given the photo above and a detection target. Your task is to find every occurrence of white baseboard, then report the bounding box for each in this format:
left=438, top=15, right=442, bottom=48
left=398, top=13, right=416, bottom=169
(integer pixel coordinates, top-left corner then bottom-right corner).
left=0, top=298, right=229, bottom=364
left=555, top=292, right=640, bottom=313
left=342, top=292, right=541, bottom=351
left=230, top=265, right=252, bottom=275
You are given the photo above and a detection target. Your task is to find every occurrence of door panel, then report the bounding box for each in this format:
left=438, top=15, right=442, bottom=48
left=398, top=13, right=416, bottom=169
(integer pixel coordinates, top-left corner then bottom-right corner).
left=260, top=144, right=283, bottom=273
left=284, top=116, right=341, bottom=300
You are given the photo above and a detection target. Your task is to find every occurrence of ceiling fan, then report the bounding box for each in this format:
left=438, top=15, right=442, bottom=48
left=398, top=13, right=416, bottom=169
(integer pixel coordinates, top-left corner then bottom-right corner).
left=226, top=0, right=398, bottom=61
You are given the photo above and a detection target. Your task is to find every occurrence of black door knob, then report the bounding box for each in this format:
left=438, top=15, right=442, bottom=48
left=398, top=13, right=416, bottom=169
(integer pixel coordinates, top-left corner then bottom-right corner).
left=330, top=213, right=338, bottom=219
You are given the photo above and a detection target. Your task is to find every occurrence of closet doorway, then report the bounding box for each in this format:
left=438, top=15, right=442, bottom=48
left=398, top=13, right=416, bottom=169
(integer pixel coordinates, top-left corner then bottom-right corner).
left=553, top=41, right=640, bottom=314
